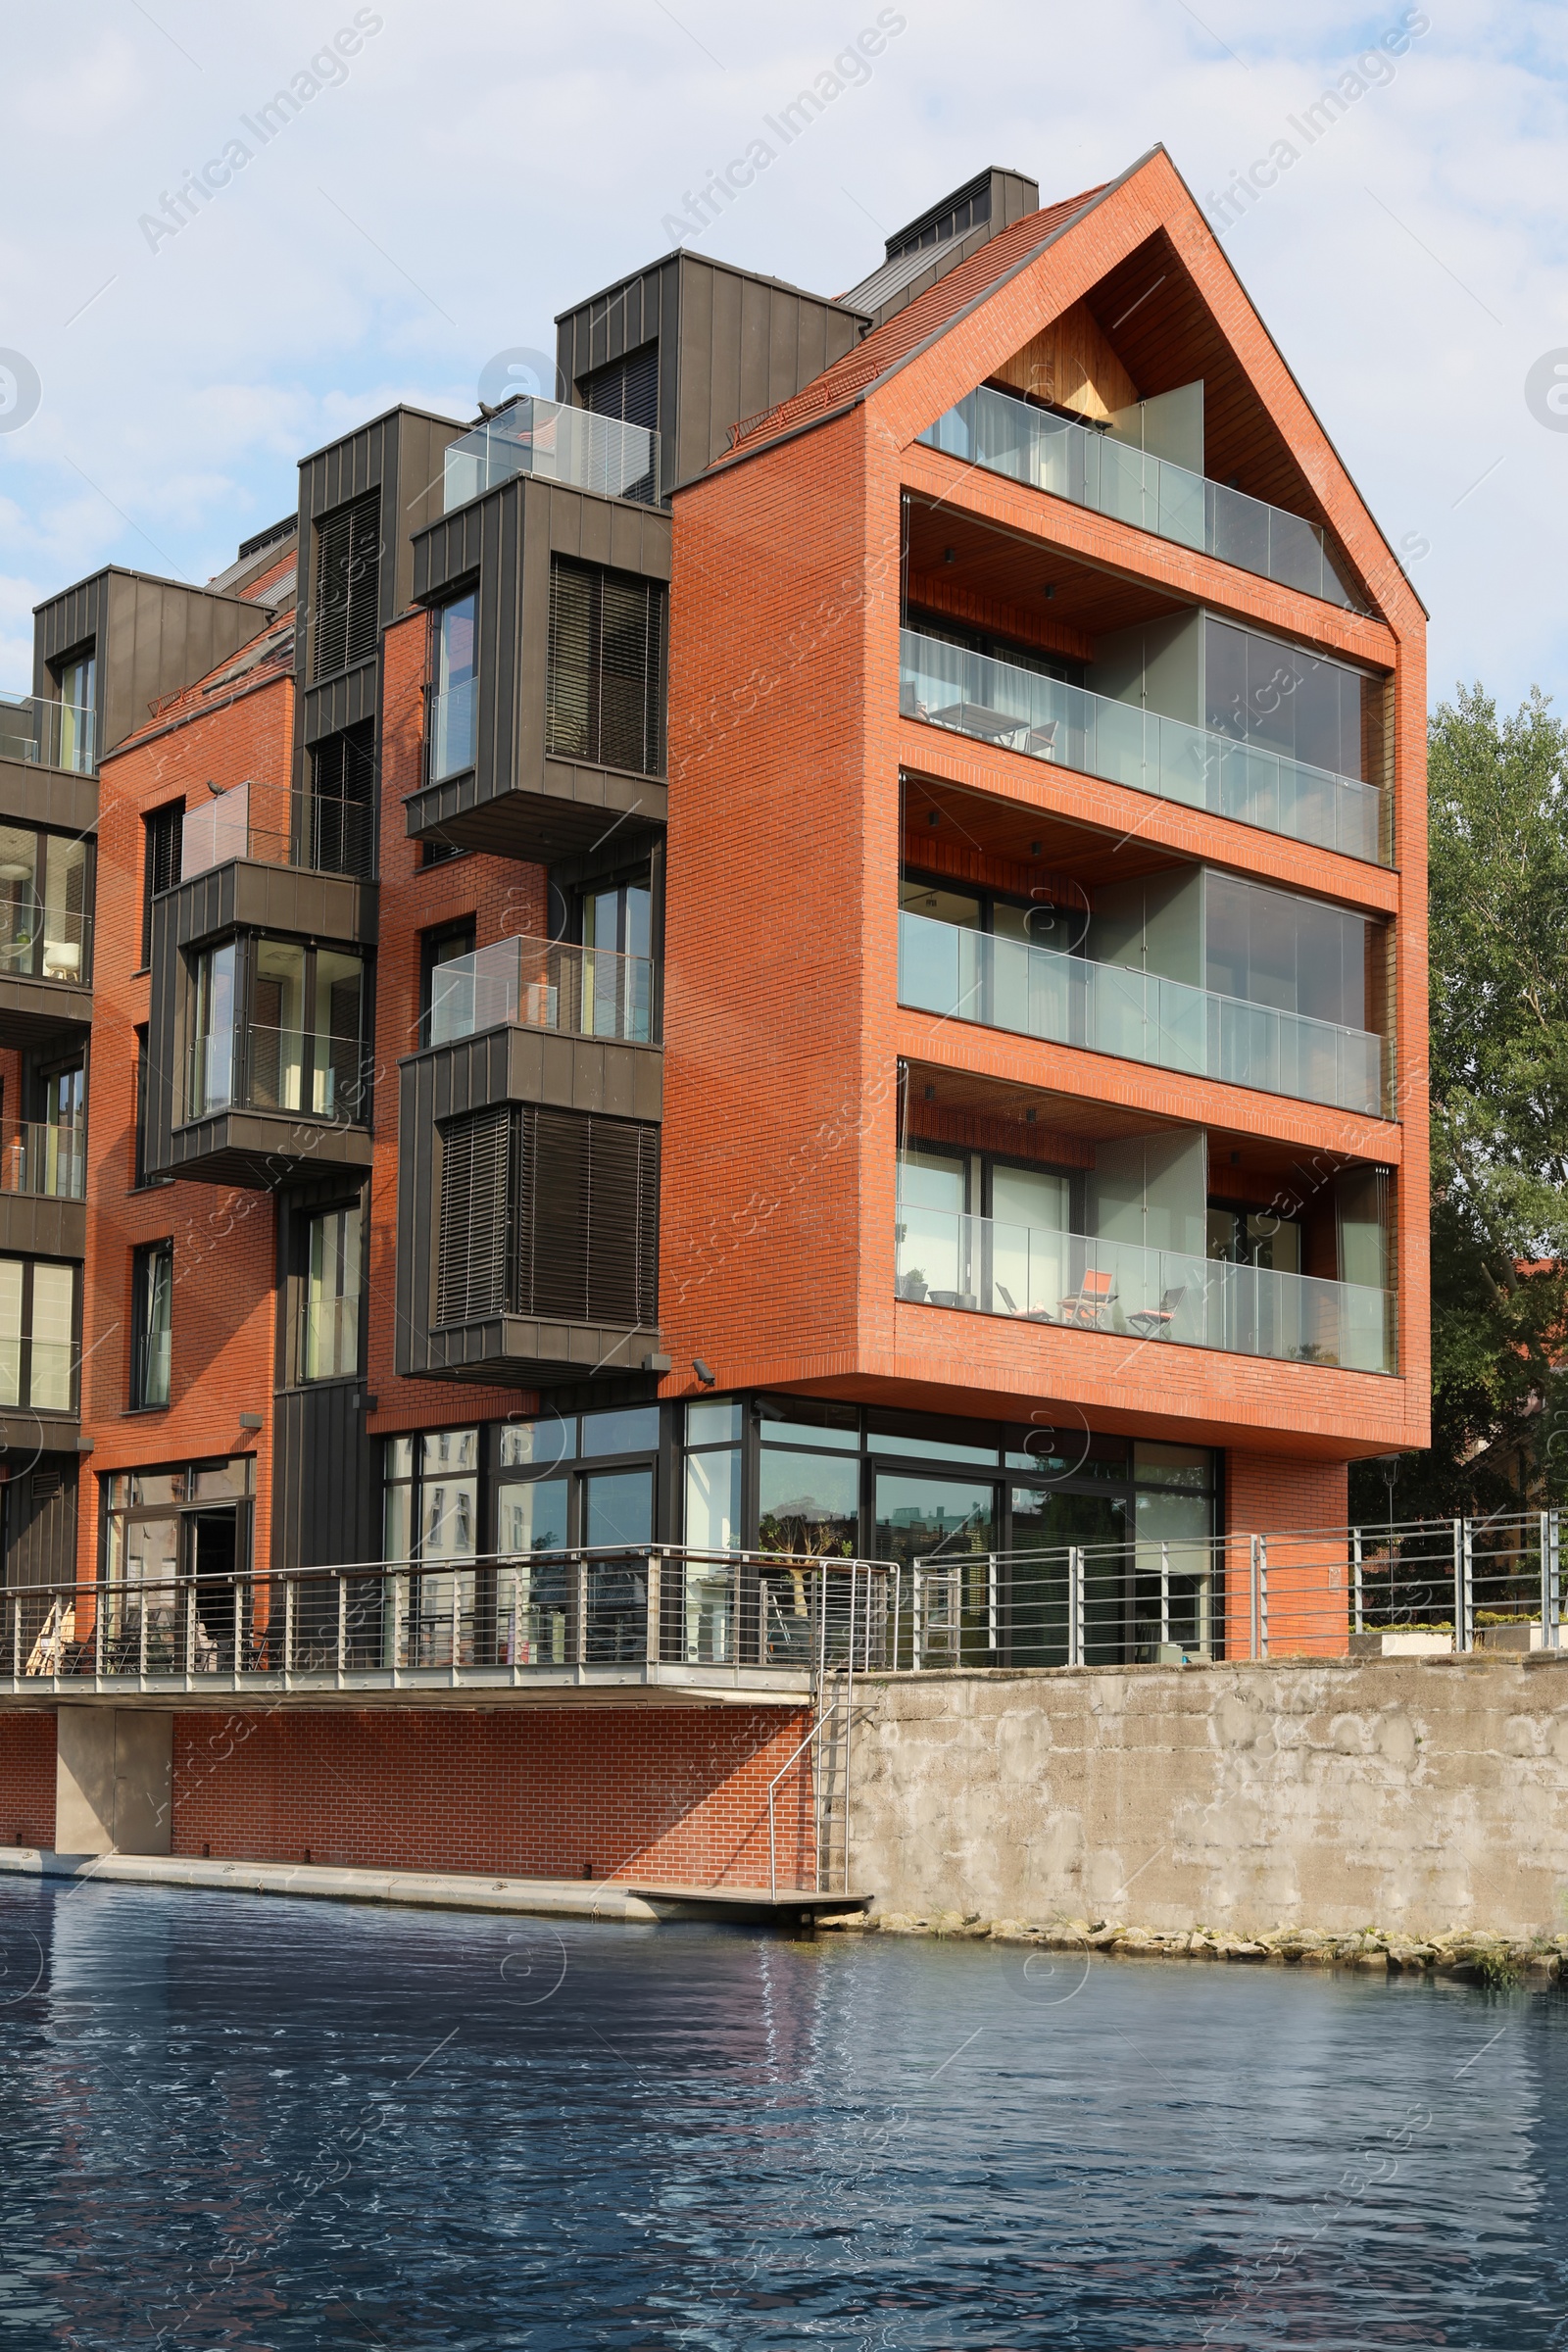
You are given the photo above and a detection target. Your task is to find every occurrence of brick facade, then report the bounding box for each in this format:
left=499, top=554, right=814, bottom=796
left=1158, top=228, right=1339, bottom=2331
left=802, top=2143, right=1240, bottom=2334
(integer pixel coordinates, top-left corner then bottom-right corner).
left=0, top=1713, right=57, bottom=1849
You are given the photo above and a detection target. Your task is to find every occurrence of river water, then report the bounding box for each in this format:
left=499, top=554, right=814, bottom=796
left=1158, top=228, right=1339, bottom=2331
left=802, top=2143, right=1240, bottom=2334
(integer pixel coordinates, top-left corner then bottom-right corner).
left=0, top=1878, right=1563, bottom=2348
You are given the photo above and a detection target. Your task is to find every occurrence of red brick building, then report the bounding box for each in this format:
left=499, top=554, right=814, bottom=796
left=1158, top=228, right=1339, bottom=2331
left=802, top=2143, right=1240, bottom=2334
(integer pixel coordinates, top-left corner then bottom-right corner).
left=0, top=151, right=1425, bottom=1885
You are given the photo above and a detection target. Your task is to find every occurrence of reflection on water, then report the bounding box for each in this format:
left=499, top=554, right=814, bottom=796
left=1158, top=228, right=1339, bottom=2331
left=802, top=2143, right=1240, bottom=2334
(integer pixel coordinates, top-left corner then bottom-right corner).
left=0, top=1881, right=1563, bottom=2348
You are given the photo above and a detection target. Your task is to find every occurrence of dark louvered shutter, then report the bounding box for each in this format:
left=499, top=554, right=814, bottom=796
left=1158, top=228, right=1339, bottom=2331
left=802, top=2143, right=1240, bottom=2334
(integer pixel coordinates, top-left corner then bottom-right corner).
left=545, top=560, right=664, bottom=777
left=546, top=563, right=594, bottom=762
left=308, top=720, right=375, bottom=875
left=437, top=1105, right=512, bottom=1323
left=580, top=342, right=659, bottom=433
left=313, top=491, right=380, bottom=680
left=516, top=1108, right=657, bottom=1326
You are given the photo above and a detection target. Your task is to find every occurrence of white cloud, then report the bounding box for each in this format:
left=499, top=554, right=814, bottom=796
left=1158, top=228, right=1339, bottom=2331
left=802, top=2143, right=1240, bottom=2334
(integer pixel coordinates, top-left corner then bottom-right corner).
left=0, top=0, right=1563, bottom=709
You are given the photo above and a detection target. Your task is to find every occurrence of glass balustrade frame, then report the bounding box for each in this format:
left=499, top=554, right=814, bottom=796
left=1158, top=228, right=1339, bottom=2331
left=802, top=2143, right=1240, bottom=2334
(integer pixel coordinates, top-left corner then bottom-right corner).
left=895, top=1201, right=1396, bottom=1374
left=899, top=629, right=1388, bottom=867
left=426, top=935, right=660, bottom=1049
left=443, top=397, right=662, bottom=514
left=917, top=385, right=1364, bottom=612
left=897, top=908, right=1390, bottom=1118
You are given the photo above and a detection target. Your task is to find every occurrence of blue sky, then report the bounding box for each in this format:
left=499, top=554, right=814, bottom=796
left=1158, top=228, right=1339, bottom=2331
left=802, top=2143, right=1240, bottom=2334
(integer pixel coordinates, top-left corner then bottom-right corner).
left=1, top=1, right=1564, bottom=712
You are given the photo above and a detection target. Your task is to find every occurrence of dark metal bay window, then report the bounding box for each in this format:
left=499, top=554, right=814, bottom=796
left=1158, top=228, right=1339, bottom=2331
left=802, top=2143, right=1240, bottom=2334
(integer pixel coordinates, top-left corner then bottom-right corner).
left=546, top=559, right=664, bottom=777
left=436, top=1104, right=659, bottom=1330
left=130, top=1240, right=172, bottom=1408
left=188, top=936, right=368, bottom=1126
left=312, top=491, right=380, bottom=679
left=0, top=1256, right=76, bottom=1413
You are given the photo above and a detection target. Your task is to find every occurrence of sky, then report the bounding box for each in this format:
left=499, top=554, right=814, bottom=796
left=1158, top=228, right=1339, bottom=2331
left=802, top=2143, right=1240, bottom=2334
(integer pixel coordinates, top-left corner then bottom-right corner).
left=0, top=1, right=1565, bottom=713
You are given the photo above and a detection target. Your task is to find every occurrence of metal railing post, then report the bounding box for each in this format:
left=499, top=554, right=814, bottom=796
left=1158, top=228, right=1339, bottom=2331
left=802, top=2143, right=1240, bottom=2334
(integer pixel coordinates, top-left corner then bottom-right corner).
left=283, top=1576, right=296, bottom=1675
left=911, top=1561, right=923, bottom=1670
left=1067, top=1546, right=1085, bottom=1667
left=449, top=1571, right=461, bottom=1683
left=1257, top=1537, right=1269, bottom=1660
left=183, top=1579, right=196, bottom=1677
left=575, top=1555, right=589, bottom=1667
left=1250, top=1537, right=1260, bottom=1662
left=1160, top=1542, right=1171, bottom=1650
left=987, top=1551, right=999, bottom=1659
left=1454, top=1519, right=1473, bottom=1654
left=1352, top=1527, right=1364, bottom=1635
left=10, top=1594, right=19, bottom=1680
left=336, top=1575, right=348, bottom=1675
left=644, top=1551, right=660, bottom=1668
left=1544, top=1510, right=1562, bottom=1652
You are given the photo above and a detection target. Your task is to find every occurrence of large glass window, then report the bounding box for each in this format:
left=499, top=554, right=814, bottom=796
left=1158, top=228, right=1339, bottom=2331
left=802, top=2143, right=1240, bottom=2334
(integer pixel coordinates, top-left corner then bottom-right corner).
left=190, top=941, right=237, bottom=1116
left=1203, top=871, right=1370, bottom=1031
left=54, top=650, right=95, bottom=773
left=0, top=1257, right=76, bottom=1413
left=1204, top=617, right=1368, bottom=782
left=431, top=590, right=477, bottom=782
left=102, top=1458, right=255, bottom=1672
left=303, top=1206, right=361, bottom=1381
left=581, top=876, right=653, bottom=1042
left=187, top=937, right=365, bottom=1126
left=0, top=827, right=92, bottom=984
left=130, top=1241, right=173, bottom=1408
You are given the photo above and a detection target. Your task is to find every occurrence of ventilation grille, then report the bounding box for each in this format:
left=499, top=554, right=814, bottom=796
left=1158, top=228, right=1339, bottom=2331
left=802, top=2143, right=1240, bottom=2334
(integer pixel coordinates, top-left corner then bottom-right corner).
left=546, top=559, right=664, bottom=778
left=313, top=491, right=380, bottom=680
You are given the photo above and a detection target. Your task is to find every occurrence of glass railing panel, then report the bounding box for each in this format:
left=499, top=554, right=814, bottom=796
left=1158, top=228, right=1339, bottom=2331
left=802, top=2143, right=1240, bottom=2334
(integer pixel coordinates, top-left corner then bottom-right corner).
left=899, top=630, right=1386, bottom=865
left=0, top=696, right=97, bottom=774
left=898, top=910, right=1388, bottom=1115
left=0, top=903, right=92, bottom=987
left=894, top=1202, right=1395, bottom=1371
left=27, top=1340, right=74, bottom=1413
left=918, top=385, right=1360, bottom=611
left=0, top=1122, right=87, bottom=1200
left=442, top=397, right=660, bottom=513
left=176, top=786, right=373, bottom=881
left=428, top=681, right=478, bottom=783
left=181, top=782, right=255, bottom=879
left=427, top=935, right=660, bottom=1048
left=186, top=1026, right=367, bottom=1124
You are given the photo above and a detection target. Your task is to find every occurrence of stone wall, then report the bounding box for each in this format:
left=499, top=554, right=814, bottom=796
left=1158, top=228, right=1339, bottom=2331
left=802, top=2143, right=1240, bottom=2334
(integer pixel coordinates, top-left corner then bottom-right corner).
left=847, top=1655, right=1568, bottom=1940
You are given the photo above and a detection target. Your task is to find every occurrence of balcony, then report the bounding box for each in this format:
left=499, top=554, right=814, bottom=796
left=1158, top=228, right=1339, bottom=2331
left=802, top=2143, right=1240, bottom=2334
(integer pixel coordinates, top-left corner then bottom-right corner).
left=188, top=1020, right=367, bottom=1127
left=898, top=908, right=1389, bottom=1119
left=0, top=1547, right=892, bottom=1702
left=0, top=693, right=96, bottom=775
left=181, top=778, right=373, bottom=882
left=1, top=1120, right=85, bottom=1201
left=901, top=629, right=1385, bottom=865
left=442, top=396, right=660, bottom=513
left=918, top=385, right=1362, bottom=611
left=429, top=934, right=659, bottom=1049
left=895, top=1202, right=1395, bottom=1373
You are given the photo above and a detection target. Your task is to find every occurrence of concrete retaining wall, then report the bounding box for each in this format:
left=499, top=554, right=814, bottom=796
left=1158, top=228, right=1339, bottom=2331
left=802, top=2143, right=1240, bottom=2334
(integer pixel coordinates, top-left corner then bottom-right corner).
left=847, top=1655, right=1568, bottom=1939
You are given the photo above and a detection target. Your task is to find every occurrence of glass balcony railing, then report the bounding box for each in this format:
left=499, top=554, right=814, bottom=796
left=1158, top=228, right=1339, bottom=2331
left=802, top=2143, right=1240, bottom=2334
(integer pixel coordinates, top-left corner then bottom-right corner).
left=188, top=1024, right=367, bottom=1125
left=428, top=935, right=660, bottom=1048
left=179, top=782, right=374, bottom=881
left=898, top=909, right=1389, bottom=1118
left=895, top=1203, right=1395, bottom=1373
left=427, top=681, right=477, bottom=785
left=0, top=903, right=91, bottom=988
left=901, top=631, right=1385, bottom=865
left=443, top=397, right=661, bottom=513
left=918, top=385, right=1362, bottom=611
left=0, top=1121, right=86, bottom=1200
left=0, top=693, right=97, bottom=774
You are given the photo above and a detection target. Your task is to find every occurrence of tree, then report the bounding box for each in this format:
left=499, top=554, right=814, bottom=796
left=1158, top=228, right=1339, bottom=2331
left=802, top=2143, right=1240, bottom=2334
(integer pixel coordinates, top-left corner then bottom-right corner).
left=1352, top=686, right=1568, bottom=1522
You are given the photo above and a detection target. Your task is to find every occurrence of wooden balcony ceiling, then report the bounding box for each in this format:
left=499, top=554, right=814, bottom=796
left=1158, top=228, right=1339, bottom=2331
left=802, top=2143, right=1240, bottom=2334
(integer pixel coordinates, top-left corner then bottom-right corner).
left=905, top=497, right=1187, bottom=645
left=902, top=774, right=1185, bottom=888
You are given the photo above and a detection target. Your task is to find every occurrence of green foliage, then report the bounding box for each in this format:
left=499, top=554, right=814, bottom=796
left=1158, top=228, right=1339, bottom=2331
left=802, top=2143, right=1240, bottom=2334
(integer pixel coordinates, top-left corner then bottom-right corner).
left=1355, top=686, right=1568, bottom=1522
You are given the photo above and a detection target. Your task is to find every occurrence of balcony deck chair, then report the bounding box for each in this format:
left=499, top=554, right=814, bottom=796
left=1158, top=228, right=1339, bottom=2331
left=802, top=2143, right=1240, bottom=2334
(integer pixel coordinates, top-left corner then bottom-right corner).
left=1057, top=1269, right=1117, bottom=1329
left=1022, top=717, right=1058, bottom=760
left=1125, top=1285, right=1186, bottom=1340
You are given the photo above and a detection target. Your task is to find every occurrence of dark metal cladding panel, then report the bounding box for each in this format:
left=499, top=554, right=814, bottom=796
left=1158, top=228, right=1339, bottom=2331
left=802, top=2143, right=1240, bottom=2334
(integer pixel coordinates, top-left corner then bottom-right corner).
left=736, top=270, right=775, bottom=428
left=144, top=882, right=185, bottom=1173
left=675, top=255, right=716, bottom=488
left=302, top=660, right=376, bottom=744
left=271, top=1384, right=376, bottom=1572
left=229, top=861, right=377, bottom=946
left=32, top=573, right=107, bottom=695
left=0, top=756, right=98, bottom=838
left=4, top=1461, right=80, bottom=1591
left=0, top=1194, right=86, bottom=1261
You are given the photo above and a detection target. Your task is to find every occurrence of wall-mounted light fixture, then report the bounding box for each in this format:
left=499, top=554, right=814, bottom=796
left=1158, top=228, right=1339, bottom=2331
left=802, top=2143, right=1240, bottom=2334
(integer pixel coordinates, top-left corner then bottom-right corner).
left=692, top=1358, right=716, bottom=1387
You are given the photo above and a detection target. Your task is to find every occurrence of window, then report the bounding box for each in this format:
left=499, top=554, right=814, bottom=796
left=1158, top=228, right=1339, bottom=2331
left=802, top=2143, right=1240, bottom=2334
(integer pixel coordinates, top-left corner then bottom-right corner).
left=142, top=802, right=184, bottom=967
left=546, top=560, right=664, bottom=777
left=53, top=649, right=96, bottom=772
left=429, top=592, right=477, bottom=782
left=578, top=343, right=660, bottom=432
left=580, top=876, right=653, bottom=1042
left=307, top=721, right=375, bottom=878
left=436, top=1105, right=657, bottom=1330
left=420, top=920, right=475, bottom=1045
left=187, top=937, right=366, bottom=1126
left=1203, top=617, right=1368, bottom=782
left=0, top=1258, right=76, bottom=1414
left=302, top=1205, right=362, bottom=1381
left=312, top=491, right=379, bottom=680
left=103, top=1459, right=255, bottom=1670
left=0, top=825, right=92, bottom=984
left=131, top=1242, right=173, bottom=1408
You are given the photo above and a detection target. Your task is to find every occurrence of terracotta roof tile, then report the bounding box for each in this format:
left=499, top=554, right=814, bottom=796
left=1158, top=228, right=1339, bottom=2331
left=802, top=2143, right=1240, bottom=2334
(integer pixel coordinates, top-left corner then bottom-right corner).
left=723, top=182, right=1109, bottom=461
